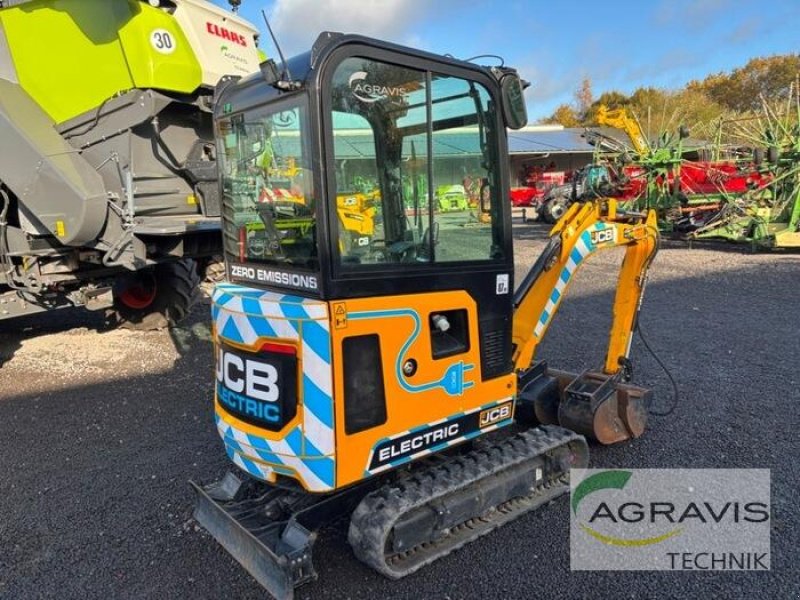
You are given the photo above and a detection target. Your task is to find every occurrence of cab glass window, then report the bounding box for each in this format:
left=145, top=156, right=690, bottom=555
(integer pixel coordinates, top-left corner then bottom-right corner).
left=217, top=101, right=316, bottom=269
left=328, top=57, right=504, bottom=268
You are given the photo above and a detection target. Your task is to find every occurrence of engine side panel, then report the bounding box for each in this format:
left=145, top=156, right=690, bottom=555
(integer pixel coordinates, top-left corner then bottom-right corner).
left=330, top=290, right=516, bottom=488
left=211, top=284, right=518, bottom=493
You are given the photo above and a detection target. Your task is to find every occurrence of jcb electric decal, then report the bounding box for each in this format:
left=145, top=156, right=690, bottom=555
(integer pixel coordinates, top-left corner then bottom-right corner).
left=479, top=401, right=513, bottom=427
left=215, top=342, right=298, bottom=431
left=366, top=399, right=514, bottom=473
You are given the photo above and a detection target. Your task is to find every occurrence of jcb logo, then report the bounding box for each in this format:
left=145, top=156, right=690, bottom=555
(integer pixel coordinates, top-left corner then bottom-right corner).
left=480, top=402, right=512, bottom=427
left=216, top=348, right=279, bottom=402
left=591, top=227, right=616, bottom=245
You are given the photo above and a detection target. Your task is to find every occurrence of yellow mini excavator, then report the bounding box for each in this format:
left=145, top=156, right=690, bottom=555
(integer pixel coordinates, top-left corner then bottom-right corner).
left=193, top=32, right=659, bottom=599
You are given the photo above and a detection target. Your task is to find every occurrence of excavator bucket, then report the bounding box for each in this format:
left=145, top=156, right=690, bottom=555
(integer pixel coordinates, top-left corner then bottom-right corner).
left=518, top=363, right=651, bottom=444
left=557, top=369, right=650, bottom=444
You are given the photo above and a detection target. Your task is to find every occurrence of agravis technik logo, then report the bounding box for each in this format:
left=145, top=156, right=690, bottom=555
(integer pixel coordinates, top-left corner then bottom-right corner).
left=570, top=469, right=770, bottom=571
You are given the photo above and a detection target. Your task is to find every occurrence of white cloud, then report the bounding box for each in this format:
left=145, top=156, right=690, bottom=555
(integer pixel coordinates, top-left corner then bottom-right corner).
left=268, top=0, right=431, bottom=55
left=653, top=0, right=730, bottom=30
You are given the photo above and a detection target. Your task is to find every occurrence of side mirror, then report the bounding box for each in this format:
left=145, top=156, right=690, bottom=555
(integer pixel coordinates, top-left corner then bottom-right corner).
left=260, top=59, right=281, bottom=85
left=492, top=67, right=528, bottom=130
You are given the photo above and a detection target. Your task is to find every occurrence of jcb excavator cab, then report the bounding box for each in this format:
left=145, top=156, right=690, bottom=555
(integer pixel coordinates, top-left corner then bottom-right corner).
left=216, top=32, right=523, bottom=307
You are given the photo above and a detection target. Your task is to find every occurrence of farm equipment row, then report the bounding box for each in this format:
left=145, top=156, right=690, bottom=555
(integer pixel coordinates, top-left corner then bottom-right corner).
left=516, top=101, right=800, bottom=249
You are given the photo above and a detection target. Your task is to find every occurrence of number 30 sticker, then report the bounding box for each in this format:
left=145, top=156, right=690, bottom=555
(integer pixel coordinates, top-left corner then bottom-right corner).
left=150, top=29, right=176, bottom=54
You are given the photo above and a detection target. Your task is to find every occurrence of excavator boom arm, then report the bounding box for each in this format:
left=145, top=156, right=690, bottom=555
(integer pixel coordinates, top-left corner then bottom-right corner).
left=512, top=199, right=659, bottom=373
left=596, top=105, right=650, bottom=156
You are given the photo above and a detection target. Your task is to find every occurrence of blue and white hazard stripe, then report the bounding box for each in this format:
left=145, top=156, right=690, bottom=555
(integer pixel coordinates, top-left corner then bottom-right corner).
left=533, top=230, right=595, bottom=339
left=212, top=283, right=336, bottom=493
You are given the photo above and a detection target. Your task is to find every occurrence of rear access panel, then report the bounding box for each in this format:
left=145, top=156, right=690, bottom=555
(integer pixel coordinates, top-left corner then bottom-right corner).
left=212, top=283, right=336, bottom=493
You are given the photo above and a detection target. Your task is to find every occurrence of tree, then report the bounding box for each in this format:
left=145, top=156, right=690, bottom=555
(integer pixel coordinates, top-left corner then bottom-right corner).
left=688, top=54, right=800, bottom=112
left=540, top=103, right=580, bottom=127
left=624, top=87, right=726, bottom=141
left=670, top=89, right=726, bottom=130
left=583, top=91, right=631, bottom=124
left=629, top=87, right=669, bottom=114
left=539, top=53, right=798, bottom=134
left=574, top=77, right=593, bottom=121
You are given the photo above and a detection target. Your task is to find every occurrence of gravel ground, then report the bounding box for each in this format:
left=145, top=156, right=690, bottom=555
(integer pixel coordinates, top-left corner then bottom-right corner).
left=0, top=221, right=797, bottom=600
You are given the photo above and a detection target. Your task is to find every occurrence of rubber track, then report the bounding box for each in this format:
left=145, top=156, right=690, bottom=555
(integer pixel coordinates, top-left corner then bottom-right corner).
left=348, top=425, right=588, bottom=579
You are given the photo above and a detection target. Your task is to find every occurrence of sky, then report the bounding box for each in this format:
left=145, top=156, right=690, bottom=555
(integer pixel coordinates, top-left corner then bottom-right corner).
left=212, top=0, right=800, bottom=122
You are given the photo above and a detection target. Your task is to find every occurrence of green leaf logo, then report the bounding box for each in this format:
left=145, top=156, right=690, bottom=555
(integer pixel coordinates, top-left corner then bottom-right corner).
left=572, top=470, right=632, bottom=514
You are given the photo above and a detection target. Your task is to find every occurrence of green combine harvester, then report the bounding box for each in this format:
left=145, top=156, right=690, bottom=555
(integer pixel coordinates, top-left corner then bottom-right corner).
left=0, top=0, right=260, bottom=328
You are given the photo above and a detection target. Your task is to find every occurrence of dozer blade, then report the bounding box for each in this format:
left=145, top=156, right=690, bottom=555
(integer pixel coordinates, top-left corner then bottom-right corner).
left=347, top=425, right=588, bottom=579
left=191, top=474, right=314, bottom=600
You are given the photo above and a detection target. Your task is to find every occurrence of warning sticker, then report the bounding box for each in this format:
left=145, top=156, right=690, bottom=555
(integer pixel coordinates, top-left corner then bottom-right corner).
left=496, top=273, right=509, bottom=295
left=333, top=303, right=347, bottom=329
